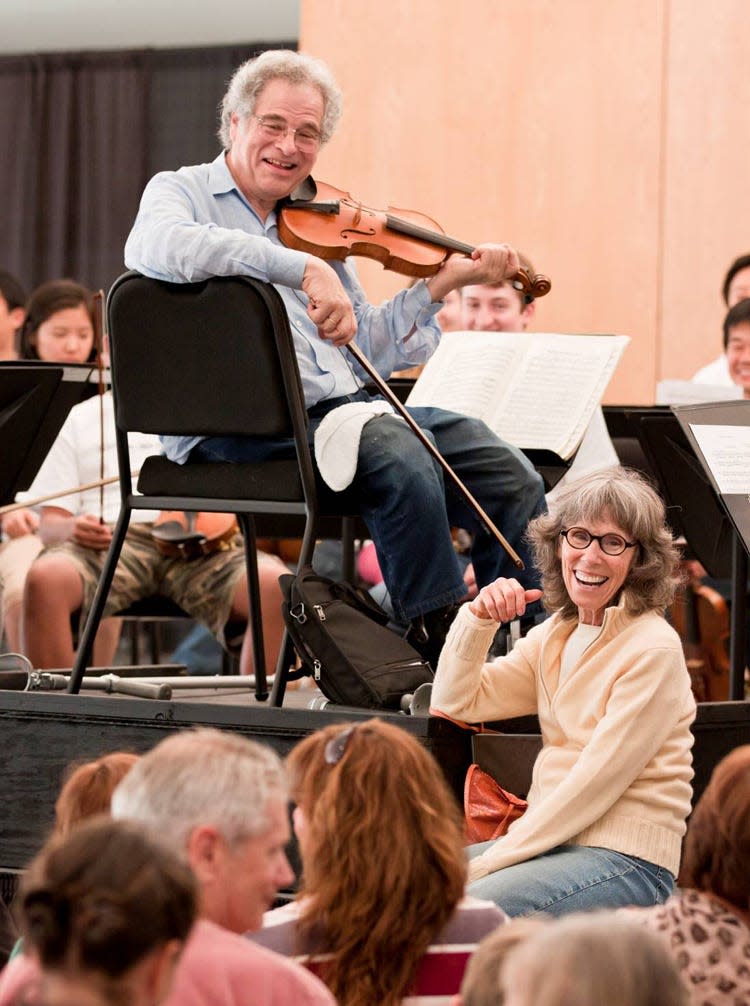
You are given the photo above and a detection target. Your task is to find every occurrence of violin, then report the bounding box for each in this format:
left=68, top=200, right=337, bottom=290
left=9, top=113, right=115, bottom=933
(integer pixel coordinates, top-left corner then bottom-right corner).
left=151, top=511, right=238, bottom=560
left=279, top=181, right=551, bottom=300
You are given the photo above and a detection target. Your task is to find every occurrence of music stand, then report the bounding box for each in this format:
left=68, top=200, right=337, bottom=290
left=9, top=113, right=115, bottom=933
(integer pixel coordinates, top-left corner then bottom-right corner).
left=0, top=363, right=102, bottom=506
left=604, top=405, right=670, bottom=480
left=634, top=409, right=735, bottom=578
left=672, top=400, right=750, bottom=700
left=612, top=405, right=741, bottom=697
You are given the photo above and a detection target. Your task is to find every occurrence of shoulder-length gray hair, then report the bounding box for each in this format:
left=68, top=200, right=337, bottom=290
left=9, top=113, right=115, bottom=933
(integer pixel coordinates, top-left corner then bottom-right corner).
left=527, top=467, right=681, bottom=620
left=218, top=49, right=343, bottom=149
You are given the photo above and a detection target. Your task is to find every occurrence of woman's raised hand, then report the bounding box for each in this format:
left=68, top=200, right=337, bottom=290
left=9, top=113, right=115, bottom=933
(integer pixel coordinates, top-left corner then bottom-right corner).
left=469, top=577, right=543, bottom=623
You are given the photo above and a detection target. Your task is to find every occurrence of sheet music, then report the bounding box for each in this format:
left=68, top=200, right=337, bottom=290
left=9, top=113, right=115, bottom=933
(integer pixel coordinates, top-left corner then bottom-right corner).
left=656, top=379, right=742, bottom=405
left=689, top=424, right=750, bottom=494
left=406, top=332, right=520, bottom=418
left=407, top=330, right=629, bottom=459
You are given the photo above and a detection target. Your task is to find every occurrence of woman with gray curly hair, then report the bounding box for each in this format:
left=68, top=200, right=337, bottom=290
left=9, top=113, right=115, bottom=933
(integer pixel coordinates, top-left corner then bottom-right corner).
left=431, top=467, right=696, bottom=918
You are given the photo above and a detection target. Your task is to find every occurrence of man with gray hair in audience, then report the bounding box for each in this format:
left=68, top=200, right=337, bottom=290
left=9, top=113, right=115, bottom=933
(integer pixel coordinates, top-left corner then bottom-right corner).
left=110, top=727, right=335, bottom=1006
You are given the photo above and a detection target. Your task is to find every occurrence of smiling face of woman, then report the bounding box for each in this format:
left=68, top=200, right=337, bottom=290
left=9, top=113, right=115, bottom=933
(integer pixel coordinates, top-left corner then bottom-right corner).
left=33, top=304, right=94, bottom=363
left=559, top=515, right=637, bottom=625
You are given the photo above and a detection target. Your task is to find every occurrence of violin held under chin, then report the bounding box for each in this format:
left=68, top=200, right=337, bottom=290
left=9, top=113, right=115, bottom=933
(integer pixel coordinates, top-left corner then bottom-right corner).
left=278, top=179, right=551, bottom=299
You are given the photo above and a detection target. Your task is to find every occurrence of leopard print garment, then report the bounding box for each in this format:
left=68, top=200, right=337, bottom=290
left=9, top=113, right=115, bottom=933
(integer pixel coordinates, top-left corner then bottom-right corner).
left=626, top=889, right=750, bottom=1006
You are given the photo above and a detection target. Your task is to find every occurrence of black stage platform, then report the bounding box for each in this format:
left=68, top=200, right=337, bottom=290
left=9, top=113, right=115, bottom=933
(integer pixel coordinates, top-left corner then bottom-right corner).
left=0, top=689, right=472, bottom=874
left=1, top=689, right=749, bottom=883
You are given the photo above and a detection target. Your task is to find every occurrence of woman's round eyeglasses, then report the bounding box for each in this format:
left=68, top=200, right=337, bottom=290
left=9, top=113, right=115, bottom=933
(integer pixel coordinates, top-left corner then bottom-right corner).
left=560, top=527, right=638, bottom=556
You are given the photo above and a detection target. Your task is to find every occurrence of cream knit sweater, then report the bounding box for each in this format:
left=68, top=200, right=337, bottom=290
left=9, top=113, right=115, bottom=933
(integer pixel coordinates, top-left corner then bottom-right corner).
left=431, top=598, right=696, bottom=882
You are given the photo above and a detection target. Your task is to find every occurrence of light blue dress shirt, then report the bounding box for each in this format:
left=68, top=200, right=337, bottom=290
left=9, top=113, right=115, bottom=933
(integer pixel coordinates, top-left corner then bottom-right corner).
left=124, top=153, right=443, bottom=462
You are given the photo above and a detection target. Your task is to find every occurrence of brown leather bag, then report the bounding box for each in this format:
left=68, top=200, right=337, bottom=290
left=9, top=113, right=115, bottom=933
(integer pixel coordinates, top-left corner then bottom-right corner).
left=464, top=763, right=528, bottom=843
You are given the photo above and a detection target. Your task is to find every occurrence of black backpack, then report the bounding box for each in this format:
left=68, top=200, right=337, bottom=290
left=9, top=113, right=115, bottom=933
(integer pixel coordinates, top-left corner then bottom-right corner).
left=279, top=565, right=433, bottom=709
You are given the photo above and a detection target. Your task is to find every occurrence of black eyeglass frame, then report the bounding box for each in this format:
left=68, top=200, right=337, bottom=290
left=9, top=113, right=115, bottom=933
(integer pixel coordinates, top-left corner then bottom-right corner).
left=559, top=527, right=639, bottom=557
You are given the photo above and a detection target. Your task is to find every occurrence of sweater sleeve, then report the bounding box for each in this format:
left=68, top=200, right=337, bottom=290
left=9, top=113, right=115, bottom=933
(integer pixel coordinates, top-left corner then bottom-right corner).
left=467, top=639, right=694, bottom=881
left=430, top=605, right=541, bottom=723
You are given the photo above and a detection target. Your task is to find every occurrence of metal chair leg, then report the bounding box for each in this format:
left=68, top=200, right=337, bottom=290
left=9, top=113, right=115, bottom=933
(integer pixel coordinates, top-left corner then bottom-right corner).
left=237, top=513, right=267, bottom=702
left=68, top=509, right=131, bottom=693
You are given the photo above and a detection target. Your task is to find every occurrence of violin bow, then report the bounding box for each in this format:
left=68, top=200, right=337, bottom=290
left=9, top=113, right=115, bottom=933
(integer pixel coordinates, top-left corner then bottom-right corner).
left=345, top=342, right=524, bottom=570
left=92, top=290, right=107, bottom=524
left=0, top=473, right=139, bottom=516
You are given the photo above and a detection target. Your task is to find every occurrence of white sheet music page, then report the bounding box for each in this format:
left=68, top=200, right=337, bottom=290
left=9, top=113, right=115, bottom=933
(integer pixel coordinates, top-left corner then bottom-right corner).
left=406, top=331, right=629, bottom=459
left=656, top=380, right=742, bottom=405
left=689, top=424, right=750, bottom=494
left=405, top=331, right=521, bottom=420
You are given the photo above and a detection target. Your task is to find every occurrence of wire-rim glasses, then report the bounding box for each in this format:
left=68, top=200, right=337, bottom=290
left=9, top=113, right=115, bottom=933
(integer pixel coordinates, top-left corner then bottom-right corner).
left=253, top=114, right=322, bottom=151
left=560, top=527, right=638, bottom=556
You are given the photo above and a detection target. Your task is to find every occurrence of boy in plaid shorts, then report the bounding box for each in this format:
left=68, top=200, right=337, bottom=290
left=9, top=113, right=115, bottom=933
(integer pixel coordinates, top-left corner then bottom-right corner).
left=22, top=392, right=287, bottom=674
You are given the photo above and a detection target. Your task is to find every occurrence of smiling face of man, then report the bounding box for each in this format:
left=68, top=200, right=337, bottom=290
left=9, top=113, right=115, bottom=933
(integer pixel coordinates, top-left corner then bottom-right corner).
left=226, top=78, right=325, bottom=221
left=462, top=282, right=535, bottom=333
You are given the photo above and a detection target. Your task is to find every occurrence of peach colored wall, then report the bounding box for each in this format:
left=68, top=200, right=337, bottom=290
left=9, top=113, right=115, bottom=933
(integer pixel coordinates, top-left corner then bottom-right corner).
left=300, top=0, right=750, bottom=404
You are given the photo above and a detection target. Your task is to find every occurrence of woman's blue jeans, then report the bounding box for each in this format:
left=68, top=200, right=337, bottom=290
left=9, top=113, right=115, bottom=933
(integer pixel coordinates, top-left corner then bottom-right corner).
left=189, top=395, right=546, bottom=622
left=467, top=843, right=675, bottom=917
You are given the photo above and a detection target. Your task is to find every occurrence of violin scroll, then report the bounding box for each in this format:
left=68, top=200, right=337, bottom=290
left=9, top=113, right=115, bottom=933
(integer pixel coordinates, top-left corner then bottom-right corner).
left=513, top=268, right=552, bottom=303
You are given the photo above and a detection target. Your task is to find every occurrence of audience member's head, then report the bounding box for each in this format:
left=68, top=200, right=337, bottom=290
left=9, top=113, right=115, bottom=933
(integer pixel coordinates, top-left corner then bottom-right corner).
left=111, top=728, right=293, bottom=933
left=0, top=269, right=26, bottom=358
left=287, top=719, right=467, bottom=1006
left=679, top=744, right=750, bottom=916
left=500, top=914, right=689, bottom=1006
left=54, top=752, right=139, bottom=838
left=722, top=297, right=750, bottom=398
left=20, top=280, right=96, bottom=363
left=722, top=253, right=750, bottom=307
left=17, top=817, right=197, bottom=1006
left=462, top=253, right=536, bottom=333
left=456, top=918, right=548, bottom=1006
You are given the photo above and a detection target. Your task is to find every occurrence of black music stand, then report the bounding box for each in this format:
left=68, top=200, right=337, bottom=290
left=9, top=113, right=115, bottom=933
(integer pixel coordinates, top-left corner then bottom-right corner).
left=0, top=363, right=101, bottom=507
left=604, top=405, right=671, bottom=481
left=670, top=400, right=750, bottom=701
left=618, top=404, right=740, bottom=696
left=605, top=405, right=735, bottom=575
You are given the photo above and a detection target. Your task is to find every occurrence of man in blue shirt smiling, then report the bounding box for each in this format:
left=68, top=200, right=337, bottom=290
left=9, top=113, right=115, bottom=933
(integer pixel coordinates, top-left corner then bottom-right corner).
left=125, top=49, right=545, bottom=663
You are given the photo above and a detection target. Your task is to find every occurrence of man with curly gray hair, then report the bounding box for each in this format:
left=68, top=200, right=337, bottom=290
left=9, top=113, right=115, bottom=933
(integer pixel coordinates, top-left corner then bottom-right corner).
left=124, top=49, right=546, bottom=666
left=432, top=467, right=696, bottom=919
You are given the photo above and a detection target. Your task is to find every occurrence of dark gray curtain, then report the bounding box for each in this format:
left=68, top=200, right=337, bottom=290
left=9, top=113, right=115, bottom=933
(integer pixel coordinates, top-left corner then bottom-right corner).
left=0, top=41, right=295, bottom=296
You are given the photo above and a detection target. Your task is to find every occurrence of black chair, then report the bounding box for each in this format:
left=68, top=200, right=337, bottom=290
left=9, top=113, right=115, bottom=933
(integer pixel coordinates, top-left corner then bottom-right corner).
left=68, top=271, right=364, bottom=704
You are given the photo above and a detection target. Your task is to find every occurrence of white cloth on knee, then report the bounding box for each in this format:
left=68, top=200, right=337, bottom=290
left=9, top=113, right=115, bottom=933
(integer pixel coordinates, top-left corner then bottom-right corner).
left=314, top=401, right=396, bottom=491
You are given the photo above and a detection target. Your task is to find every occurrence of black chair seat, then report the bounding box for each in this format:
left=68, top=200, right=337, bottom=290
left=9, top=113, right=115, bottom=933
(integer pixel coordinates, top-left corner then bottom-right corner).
left=137, top=455, right=304, bottom=503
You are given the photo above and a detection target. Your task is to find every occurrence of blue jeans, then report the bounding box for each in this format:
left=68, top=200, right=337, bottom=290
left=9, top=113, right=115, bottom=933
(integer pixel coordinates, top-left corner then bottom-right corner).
left=467, top=843, right=675, bottom=917
left=189, top=393, right=545, bottom=621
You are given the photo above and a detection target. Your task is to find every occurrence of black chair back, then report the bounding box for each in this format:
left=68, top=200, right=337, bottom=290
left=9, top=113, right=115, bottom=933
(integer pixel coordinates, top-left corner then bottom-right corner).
left=108, top=272, right=306, bottom=440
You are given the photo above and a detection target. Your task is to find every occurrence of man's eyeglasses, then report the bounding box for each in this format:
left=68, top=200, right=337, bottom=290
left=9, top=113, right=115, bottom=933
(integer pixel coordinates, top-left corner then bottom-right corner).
left=253, top=115, right=322, bottom=152
left=560, top=527, right=638, bottom=557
